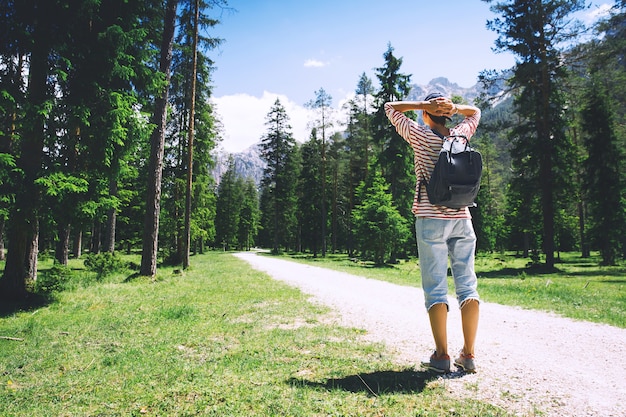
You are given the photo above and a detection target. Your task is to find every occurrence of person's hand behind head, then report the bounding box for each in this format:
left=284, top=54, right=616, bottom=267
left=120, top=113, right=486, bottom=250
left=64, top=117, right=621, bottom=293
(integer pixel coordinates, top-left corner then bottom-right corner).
left=427, top=97, right=455, bottom=117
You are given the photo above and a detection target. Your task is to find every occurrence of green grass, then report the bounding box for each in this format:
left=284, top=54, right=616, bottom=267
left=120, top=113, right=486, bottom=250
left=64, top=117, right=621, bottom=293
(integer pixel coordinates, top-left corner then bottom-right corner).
left=281, top=251, right=626, bottom=328
left=0, top=252, right=510, bottom=417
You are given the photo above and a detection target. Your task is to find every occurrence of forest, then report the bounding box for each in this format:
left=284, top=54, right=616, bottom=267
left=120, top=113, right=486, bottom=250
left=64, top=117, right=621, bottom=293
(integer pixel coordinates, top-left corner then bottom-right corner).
left=1, top=0, right=625, bottom=302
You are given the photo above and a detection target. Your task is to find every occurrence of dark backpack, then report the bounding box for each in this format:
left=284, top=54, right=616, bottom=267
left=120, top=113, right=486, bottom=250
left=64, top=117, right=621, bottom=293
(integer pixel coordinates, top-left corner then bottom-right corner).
left=420, top=135, right=483, bottom=209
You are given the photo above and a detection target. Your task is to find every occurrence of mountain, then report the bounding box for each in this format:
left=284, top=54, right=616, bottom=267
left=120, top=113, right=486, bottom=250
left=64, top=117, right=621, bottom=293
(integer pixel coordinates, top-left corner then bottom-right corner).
left=211, top=143, right=265, bottom=187
left=409, top=76, right=510, bottom=105
left=408, top=77, right=481, bottom=102
left=211, top=77, right=509, bottom=186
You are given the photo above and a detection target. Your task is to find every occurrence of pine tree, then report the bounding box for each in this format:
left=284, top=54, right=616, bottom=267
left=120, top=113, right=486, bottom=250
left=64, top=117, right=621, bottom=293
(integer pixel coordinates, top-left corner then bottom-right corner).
left=589, top=1, right=626, bottom=259
left=297, top=130, right=324, bottom=256
left=259, top=98, right=299, bottom=254
left=352, top=170, right=410, bottom=265
left=237, top=178, right=259, bottom=251
left=372, top=44, right=413, bottom=259
left=328, top=132, right=348, bottom=253
left=170, top=0, right=223, bottom=266
left=581, top=78, right=625, bottom=265
left=372, top=45, right=412, bottom=215
left=141, top=0, right=179, bottom=276
left=305, top=88, right=334, bottom=257
left=343, top=73, right=375, bottom=256
left=470, top=96, right=513, bottom=252
left=484, top=0, right=586, bottom=268
left=182, top=0, right=200, bottom=269
left=355, top=73, right=375, bottom=179
left=0, top=0, right=79, bottom=301
left=215, top=158, right=242, bottom=251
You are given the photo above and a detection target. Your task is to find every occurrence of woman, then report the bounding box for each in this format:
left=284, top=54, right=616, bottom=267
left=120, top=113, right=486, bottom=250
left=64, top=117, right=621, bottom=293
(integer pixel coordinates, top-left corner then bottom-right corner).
left=385, top=92, right=481, bottom=373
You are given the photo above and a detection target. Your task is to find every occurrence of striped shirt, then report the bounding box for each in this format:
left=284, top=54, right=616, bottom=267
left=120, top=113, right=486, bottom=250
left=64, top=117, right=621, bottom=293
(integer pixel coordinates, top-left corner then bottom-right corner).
left=384, top=102, right=481, bottom=219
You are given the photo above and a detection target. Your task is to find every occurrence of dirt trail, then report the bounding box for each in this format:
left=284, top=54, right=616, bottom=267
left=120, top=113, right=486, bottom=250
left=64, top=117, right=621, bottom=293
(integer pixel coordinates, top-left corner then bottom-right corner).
left=234, top=251, right=626, bottom=417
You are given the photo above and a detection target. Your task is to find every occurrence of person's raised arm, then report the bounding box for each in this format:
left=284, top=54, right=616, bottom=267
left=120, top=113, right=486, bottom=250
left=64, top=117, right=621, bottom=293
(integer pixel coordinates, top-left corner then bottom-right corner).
left=450, top=103, right=479, bottom=118
left=387, top=97, right=455, bottom=116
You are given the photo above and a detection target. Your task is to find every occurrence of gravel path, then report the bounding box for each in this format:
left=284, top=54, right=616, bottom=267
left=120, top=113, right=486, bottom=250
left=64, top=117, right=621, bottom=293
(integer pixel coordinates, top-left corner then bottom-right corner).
left=234, top=251, right=626, bottom=417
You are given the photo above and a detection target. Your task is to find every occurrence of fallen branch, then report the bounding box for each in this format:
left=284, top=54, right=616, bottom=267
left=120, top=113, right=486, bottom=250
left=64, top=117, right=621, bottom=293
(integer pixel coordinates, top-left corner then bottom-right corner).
left=1, top=336, right=24, bottom=342
left=80, top=358, right=96, bottom=372
left=357, top=374, right=378, bottom=397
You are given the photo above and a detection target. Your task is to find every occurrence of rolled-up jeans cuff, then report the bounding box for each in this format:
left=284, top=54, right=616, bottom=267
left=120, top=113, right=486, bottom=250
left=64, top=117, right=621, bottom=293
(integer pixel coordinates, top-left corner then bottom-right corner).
left=426, top=301, right=450, bottom=312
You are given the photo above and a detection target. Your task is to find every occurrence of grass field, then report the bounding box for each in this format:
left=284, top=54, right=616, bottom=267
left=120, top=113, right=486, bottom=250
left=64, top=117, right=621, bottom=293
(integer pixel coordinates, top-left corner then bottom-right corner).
left=1, top=252, right=511, bottom=417
left=283, top=251, right=626, bottom=328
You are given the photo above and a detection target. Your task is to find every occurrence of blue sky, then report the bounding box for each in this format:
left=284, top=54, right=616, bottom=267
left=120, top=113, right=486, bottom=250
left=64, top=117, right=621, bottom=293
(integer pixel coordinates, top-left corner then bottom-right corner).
left=210, top=0, right=611, bottom=152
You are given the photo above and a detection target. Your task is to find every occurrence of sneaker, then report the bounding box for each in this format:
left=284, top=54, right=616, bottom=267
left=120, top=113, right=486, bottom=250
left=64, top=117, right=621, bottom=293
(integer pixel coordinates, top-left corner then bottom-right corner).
left=421, top=351, right=450, bottom=373
left=454, top=352, right=476, bottom=373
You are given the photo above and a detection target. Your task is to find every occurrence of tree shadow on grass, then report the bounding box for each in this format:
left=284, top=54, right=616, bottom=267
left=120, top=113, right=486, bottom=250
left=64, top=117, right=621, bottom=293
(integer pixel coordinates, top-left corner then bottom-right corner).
left=0, top=292, right=50, bottom=318
left=568, top=270, right=626, bottom=278
left=288, top=368, right=467, bottom=396
left=478, top=265, right=626, bottom=279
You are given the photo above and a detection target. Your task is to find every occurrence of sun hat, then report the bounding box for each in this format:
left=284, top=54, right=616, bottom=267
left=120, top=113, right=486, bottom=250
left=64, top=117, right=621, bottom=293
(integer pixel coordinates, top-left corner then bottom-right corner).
left=424, top=92, right=445, bottom=101
left=424, top=92, right=452, bottom=122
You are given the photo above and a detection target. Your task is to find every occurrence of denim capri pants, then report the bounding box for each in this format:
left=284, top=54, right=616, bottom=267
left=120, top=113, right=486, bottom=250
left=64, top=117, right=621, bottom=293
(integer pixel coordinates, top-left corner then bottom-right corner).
left=415, top=217, right=480, bottom=311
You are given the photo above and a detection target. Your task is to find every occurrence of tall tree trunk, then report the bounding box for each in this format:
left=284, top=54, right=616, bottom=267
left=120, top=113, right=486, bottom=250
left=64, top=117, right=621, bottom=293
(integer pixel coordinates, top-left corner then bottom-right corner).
left=0, top=42, right=21, bottom=266
left=0, top=7, right=49, bottom=300
left=540, top=57, right=555, bottom=269
left=73, top=229, right=82, bottom=259
left=27, top=220, right=39, bottom=284
left=183, top=0, right=199, bottom=269
left=0, top=219, right=5, bottom=261
left=541, top=153, right=555, bottom=268
left=90, top=220, right=101, bottom=254
left=104, top=179, right=117, bottom=253
left=140, top=0, right=178, bottom=276
left=332, top=166, right=338, bottom=253
left=523, top=232, right=530, bottom=258
left=174, top=181, right=183, bottom=263
left=578, top=201, right=589, bottom=258
left=55, top=222, right=71, bottom=265
left=105, top=208, right=116, bottom=253
left=321, top=124, right=327, bottom=257
left=273, top=147, right=279, bottom=254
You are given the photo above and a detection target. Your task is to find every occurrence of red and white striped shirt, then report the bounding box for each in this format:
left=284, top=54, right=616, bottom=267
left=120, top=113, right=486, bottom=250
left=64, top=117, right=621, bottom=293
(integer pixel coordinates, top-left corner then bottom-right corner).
left=384, top=102, right=481, bottom=219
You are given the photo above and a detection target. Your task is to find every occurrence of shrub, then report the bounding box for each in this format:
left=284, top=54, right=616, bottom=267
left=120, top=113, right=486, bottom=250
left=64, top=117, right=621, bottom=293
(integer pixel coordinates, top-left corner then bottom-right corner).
left=84, top=252, right=126, bottom=280
left=35, top=264, right=72, bottom=294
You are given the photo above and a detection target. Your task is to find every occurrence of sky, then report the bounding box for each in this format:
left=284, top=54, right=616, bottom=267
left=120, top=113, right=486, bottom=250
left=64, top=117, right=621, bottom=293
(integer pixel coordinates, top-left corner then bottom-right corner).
left=210, top=0, right=612, bottom=153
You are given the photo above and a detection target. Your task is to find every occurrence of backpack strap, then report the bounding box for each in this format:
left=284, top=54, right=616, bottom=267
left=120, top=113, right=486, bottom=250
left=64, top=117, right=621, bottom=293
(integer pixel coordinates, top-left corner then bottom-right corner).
left=418, top=131, right=446, bottom=203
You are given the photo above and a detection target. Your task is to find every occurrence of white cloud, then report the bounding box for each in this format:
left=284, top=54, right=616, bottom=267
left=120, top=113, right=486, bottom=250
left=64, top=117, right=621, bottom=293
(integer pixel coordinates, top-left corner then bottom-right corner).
left=590, top=3, right=612, bottom=19
left=213, top=90, right=357, bottom=154
left=583, top=3, right=612, bottom=24
left=304, top=59, right=328, bottom=68
left=213, top=91, right=313, bottom=153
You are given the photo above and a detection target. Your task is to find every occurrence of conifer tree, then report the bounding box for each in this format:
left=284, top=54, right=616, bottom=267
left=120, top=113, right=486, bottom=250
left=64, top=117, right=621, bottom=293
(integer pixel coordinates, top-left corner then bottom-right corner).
left=141, top=0, right=179, bottom=276
left=0, top=0, right=73, bottom=297
left=587, top=1, right=626, bottom=259
left=306, top=88, right=334, bottom=257
left=328, top=132, right=348, bottom=253
left=297, top=129, right=324, bottom=256
left=581, top=78, right=625, bottom=265
left=259, top=98, right=299, bottom=254
left=372, top=44, right=413, bottom=258
left=372, top=45, right=412, bottom=213
left=343, top=73, right=375, bottom=255
left=483, top=0, right=586, bottom=268
left=215, top=157, right=242, bottom=250
left=352, top=170, right=410, bottom=265
left=237, top=178, right=259, bottom=251
left=170, top=0, right=223, bottom=266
